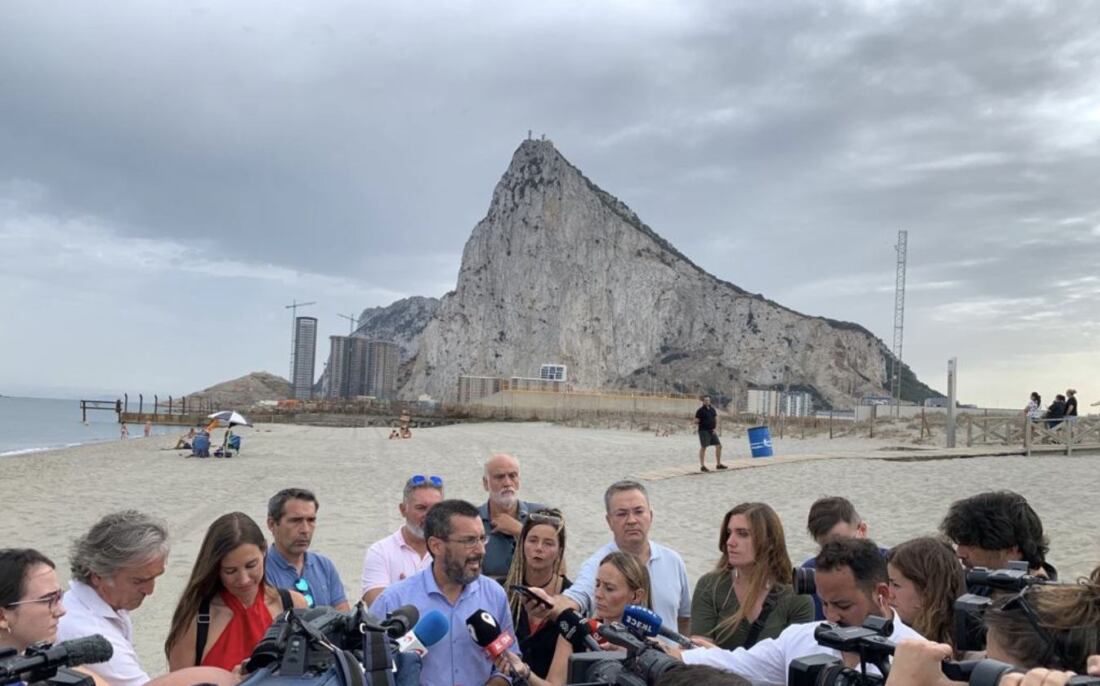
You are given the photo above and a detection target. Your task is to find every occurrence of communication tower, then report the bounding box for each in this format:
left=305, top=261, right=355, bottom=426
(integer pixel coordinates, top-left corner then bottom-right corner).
left=891, top=231, right=908, bottom=415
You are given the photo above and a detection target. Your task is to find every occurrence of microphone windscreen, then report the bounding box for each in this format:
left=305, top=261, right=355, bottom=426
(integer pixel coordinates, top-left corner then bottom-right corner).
left=60, top=634, right=114, bottom=665
left=415, top=611, right=450, bottom=648
left=386, top=604, right=421, bottom=637
left=622, top=605, right=660, bottom=637
left=465, top=609, right=502, bottom=647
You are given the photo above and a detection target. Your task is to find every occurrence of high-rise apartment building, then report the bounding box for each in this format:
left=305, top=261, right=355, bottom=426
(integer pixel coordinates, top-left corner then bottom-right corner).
left=291, top=317, right=318, bottom=399
left=366, top=341, right=400, bottom=400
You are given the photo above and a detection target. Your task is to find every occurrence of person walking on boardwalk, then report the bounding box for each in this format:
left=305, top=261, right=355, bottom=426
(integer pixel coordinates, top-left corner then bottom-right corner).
left=694, top=395, right=727, bottom=472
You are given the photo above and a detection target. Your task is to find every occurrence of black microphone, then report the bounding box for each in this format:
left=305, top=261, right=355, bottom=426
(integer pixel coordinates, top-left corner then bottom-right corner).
left=0, top=635, right=114, bottom=681
left=465, top=609, right=515, bottom=660
left=381, top=604, right=420, bottom=638
left=555, top=609, right=601, bottom=652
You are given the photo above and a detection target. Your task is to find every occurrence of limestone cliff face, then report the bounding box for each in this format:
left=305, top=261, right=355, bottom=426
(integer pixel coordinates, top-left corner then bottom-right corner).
left=356, top=296, right=440, bottom=362
left=402, top=140, right=929, bottom=408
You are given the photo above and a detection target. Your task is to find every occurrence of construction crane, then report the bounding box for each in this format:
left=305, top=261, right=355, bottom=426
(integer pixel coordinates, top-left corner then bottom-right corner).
left=338, top=312, right=359, bottom=336
left=285, top=299, right=317, bottom=389
left=891, top=231, right=908, bottom=416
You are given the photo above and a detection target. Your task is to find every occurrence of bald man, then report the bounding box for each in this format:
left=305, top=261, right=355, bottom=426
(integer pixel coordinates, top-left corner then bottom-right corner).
left=478, top=453, right=547, bottom=581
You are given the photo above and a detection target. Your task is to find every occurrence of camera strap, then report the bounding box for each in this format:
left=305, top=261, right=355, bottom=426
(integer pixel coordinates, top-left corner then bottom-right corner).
left=360, top=630, right=394, bottom=686
left=743, top=589, right=780, bottom=649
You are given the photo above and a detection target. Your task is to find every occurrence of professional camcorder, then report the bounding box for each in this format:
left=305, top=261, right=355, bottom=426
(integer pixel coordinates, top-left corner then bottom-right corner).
left=954, top=563, right=1058, bottom=652
left=566, top=621, right=680, bottom=686
left=789, top=617, right=1100, bottom=686
left=239, top=603, right=420, bottom=686
left=0, top=635, right=113, bottom=686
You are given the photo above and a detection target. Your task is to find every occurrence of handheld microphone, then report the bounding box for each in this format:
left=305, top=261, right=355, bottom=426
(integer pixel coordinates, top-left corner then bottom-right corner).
left=555, top=609, right=602, bottom=652
left=0, top=635, right=114, bottom=681
left=395, top=610, right=449, bottom=657
left=381, top=604, right=420, bottom=638
left=621, top=605, right=694, bottom=648
left=465, top=609, right=514, bottom=659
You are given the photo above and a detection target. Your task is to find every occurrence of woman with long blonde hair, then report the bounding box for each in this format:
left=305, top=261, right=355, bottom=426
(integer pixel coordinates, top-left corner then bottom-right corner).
left=691, top=502, right=812, bottom=649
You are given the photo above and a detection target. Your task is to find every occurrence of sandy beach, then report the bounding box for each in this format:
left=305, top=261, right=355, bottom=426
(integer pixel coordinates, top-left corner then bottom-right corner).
left=2, top=421, right=1098, bottom=674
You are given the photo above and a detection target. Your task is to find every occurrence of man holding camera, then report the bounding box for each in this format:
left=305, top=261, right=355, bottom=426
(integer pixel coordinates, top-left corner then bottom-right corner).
left=370, top=499, right=518, bottom=686
left=940, top=491, right=1057, bottom=586
left=669, top=539, right=920, bottom=684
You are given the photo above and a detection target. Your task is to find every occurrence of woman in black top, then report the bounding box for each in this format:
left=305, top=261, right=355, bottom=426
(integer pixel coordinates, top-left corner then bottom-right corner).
left=503, top=508, right=570, bottom=679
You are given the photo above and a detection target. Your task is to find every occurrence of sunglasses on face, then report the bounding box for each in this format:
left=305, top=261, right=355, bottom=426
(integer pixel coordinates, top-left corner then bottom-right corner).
left=5, top=589, right=64, bottom=611
left=293, top=577, right=315, bottom=608
left=408, top=475, right=443, bottom=488
left=528, top=512, right=564, bottom=529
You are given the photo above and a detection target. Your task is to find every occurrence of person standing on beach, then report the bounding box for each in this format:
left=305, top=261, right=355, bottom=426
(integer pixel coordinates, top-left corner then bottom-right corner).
left=143, top=420, right=151, bottom=438
left=120, top=422, right=129, bottom=440
left=58, top=510, right=170, bottom=686
left=370, top=499, right=518, bottom=686
left=561, top=480, right=691, bottom=634
left=360, top=474, right=443, bottom=604
left=1066, top=388, right=1078, bottom=422
left=479, top=453, right=546, bottom=582
left=263, top=488, right=349, bottom=611
left=694, top=396, right=727, bottom=472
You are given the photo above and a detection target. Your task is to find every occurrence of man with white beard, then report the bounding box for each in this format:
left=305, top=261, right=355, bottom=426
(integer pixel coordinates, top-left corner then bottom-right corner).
left=360, top=474, right=444, bottom=604
left=478, top=453, right=547, bottom=581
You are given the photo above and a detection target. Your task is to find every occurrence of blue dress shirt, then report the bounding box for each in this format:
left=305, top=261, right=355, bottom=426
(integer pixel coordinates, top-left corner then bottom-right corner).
left=265, top=547, right=348, bottom=608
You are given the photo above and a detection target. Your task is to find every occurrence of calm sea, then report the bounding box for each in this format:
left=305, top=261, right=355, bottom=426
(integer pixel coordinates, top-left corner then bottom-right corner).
left=0, top=396, right=178, bottom=456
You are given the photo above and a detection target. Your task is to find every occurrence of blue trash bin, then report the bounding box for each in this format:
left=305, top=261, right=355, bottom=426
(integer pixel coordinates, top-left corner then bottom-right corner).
left=747, top=426, right=773, bottom=458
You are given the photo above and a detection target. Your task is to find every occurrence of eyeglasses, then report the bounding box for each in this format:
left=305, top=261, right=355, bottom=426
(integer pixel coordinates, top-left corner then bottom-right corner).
left=443, top=534, right=488, bottom=549
left=1000, top=586, right=1069, bottom=667
left=293, top=577, right=315, bottom=608
left=408, top=475, right=443, bottom=488
left=5, top=589, right=64, bottom=611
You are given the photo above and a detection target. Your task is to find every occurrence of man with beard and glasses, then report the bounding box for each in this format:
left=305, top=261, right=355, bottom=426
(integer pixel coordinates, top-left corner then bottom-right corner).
left=361, top=475, right=444, bottom=604
left=478, top=453, right=546, bottom=582
left=371, top=499, right=518, bottom=686
left=667, top=538, right=921, bottom=684
left=264, top=488, right=349, bottom=610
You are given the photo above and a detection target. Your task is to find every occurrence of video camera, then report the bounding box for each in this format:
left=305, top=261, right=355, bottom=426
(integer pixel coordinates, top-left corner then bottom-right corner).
left=565, top=621, right=680, bottom=686
left=954, top=563, right=1058, bottom=652
left=0, top=635, right=113, bottom=686
left=239, top=603, right=419, bottom=686
left=789, top=617, right=1100, bottom=686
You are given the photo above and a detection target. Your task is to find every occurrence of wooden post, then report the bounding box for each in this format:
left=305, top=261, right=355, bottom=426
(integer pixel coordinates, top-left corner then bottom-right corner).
left=1023, top=416, right=1032, bottom=456
left=967, top=416, right=973, bottom=447
left=829, top=411, right=834, bottom=439
left=138, top=394, right=143, bottom=415
left=81, top=400, right=87, bottom=423
left=870, top=404, right=876, bottom=438
left=946, top=358, right=957, bottom=448
left=153, top=395, right=158, bottom=419
left=124, top=393, right=129, bottom=413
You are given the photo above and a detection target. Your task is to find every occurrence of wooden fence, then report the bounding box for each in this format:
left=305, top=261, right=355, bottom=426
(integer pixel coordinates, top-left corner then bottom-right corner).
left=960, top=415, right=1100, bottom=455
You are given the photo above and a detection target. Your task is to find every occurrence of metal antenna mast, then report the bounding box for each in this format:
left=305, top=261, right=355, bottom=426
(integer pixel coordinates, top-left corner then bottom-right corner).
left=891, top=231, right=908, bottom=416
left=338, top=313, right=359, bottom=335
left=285, top=299, right=317, bottom=384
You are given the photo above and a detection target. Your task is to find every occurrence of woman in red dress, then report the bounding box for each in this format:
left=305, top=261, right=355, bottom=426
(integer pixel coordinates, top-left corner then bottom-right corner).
left=165, top=513, right=307, bottom=672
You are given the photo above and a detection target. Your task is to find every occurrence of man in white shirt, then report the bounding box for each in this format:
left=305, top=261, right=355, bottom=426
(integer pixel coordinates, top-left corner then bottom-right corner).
left=670, top=538, right=922, bottom=685
left=562, top=480, right=691, bottom=634
left=58, top=510, right=169, bottom=686
left=360, top=474, right=444, bottom=604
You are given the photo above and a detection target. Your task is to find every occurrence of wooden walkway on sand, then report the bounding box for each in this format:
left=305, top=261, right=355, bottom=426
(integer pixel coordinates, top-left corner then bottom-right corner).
left=634, top=443, right=1100, bottom=482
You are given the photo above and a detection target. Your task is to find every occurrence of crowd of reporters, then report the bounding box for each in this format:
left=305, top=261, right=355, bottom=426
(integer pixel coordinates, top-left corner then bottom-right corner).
left=3, top=453, right=1100, bottom=686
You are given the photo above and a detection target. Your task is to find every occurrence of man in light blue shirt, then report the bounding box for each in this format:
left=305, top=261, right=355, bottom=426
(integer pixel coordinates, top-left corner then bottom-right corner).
left=264, top=487, right=350, bottom=610
left=371, top=499, right=518, bottom=686
left=562, top=480, right=691, bottom=634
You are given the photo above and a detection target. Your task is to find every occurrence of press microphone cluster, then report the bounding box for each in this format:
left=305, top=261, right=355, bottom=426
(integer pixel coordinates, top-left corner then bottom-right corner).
left=556, top=609, right=602, bottom=652
left=621, top=605, right=696, bottom=648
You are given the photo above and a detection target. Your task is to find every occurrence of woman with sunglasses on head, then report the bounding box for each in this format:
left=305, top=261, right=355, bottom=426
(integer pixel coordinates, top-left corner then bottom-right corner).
left=165, top=513, right=307, bottom=672
left=497, top=551, right=651, bottom=686
left=691, top=503, right=812, bottom=650
left=502, top=509, right=571, bottom=679
left=885, top=537, right=965, bottom=655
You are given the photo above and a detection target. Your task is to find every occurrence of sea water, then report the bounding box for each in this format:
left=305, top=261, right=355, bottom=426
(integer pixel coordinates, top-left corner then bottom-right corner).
left=0, top=396, right=178, bottom=456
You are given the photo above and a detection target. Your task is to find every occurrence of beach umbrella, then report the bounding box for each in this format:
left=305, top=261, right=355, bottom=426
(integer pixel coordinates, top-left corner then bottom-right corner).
left=207, top=410, right=252, bottom=427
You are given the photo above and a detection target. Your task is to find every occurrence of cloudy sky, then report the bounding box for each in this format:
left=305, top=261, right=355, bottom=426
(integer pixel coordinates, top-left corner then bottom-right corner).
left=1, top=1, right=1097, bottom=408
